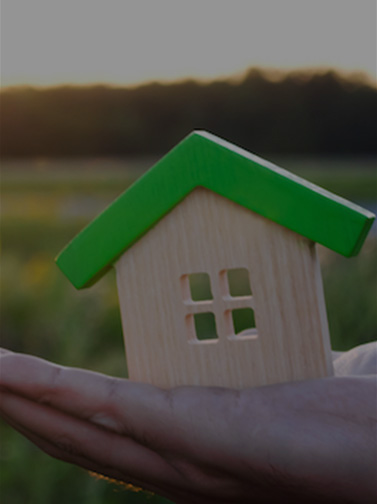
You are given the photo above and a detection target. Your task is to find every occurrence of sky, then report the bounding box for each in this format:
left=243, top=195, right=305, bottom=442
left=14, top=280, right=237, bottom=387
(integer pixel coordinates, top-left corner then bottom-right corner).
left=1, top=0, right=376, bottom=88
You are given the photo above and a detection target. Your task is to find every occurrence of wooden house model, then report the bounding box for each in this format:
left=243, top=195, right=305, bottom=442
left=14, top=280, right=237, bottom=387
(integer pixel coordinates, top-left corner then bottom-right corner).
left=56, top=131, right=374, bottom=389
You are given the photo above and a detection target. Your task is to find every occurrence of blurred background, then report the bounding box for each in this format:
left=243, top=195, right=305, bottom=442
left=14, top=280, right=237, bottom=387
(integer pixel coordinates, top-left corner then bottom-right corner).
left=1, top=1, right=376, bottom=503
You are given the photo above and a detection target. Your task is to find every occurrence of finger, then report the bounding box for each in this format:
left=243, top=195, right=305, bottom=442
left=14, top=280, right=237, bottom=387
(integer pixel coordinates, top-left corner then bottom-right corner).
left=0, top=353, right=246, bottom=461
left=0, top=352, right=166, bottom=426
left=334, top=342, right=377, bottom=377
left=0, top=353, right=195, bottom=449
left=0, top=354, right=244, bottom=498
left=1, top=410, right=111, bottom=476
left=0, top=353, right=162, bottom=431
left=1, top=393, right=226, bottom=503
left=0, top=348, right=13, bottom=356
left=331, top=350, right=343, bottom=362
left=2, top=413, right=181, bottom=501
left=0, top=389, right=176, bottom=493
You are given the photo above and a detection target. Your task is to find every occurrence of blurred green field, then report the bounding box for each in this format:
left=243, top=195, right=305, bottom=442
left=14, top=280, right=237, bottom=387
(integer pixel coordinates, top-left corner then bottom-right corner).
left=0, top=157, right=376, bottom=503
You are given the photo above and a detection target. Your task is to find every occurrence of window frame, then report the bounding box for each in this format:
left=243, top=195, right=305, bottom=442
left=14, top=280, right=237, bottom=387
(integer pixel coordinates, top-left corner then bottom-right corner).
left=181, top=268, right=258, bottom=343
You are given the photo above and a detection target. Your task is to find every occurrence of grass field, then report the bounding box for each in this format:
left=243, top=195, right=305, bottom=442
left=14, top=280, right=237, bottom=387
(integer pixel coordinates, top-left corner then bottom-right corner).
left=1, top=156, right=376, bottom=503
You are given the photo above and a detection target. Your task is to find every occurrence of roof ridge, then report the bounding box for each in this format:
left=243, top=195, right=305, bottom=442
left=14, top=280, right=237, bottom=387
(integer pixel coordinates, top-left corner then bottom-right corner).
left=56, top=130, right=375, bottom=288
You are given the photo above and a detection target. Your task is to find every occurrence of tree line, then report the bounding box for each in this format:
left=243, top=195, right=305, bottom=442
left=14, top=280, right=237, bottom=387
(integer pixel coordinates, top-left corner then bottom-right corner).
left=1, top=69, right=376, bottom=158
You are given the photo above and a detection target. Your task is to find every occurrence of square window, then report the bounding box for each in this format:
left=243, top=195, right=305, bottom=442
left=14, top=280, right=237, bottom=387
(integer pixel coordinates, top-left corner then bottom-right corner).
left=226, top=268, right=252, bottom=297
left=231, top=308, right=257, bottom=338
left=187, top=273, right=213, bottom=301
left=193, top=312, right=218, bottom=341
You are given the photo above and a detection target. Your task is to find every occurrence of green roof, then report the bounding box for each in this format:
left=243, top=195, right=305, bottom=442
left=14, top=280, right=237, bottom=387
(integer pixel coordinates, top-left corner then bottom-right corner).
left=56, top=130, right=375, bottom=289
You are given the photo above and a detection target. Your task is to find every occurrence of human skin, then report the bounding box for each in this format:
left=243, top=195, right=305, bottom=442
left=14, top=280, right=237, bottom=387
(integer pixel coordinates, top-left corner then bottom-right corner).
left=0, top=344, right=376, bottom=504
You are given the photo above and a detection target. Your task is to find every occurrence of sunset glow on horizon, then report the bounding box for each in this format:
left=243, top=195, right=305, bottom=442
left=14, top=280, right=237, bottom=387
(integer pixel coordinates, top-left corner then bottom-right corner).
left=1, top=0, right=376, bottom=89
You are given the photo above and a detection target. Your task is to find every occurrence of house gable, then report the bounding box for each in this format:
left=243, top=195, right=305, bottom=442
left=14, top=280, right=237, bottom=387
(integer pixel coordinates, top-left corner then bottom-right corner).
left=56, top=130, right=375, bottom=289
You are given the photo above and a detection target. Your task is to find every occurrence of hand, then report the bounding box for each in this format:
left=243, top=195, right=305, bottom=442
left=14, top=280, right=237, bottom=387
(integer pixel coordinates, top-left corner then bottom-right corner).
left=0, top=345, right=376, bottom=504
left=333, top=341, right=377, bottom=376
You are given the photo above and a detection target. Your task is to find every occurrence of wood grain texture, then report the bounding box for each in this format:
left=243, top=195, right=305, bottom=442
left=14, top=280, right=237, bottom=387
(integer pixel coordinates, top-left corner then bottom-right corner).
left=115, top=187, right=333, bottom=389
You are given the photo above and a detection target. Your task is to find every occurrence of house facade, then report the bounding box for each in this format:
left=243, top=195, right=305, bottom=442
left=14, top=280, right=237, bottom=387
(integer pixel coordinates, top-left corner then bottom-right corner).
left=115, top=187, right=332, bottom=388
